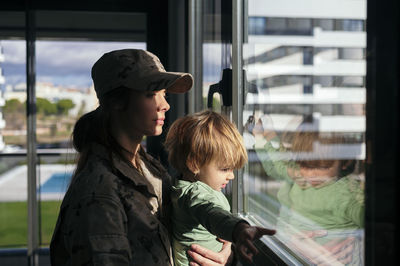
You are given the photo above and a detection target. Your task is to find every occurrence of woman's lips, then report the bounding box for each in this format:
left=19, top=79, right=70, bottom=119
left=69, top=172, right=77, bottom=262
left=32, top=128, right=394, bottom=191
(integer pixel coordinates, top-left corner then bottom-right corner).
left=156, top=118, right=165, bottom=125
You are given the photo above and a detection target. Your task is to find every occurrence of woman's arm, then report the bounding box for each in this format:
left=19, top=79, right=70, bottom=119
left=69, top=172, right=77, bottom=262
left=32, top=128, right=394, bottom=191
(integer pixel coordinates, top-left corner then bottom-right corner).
left=64, top=195, right=132, bottom=265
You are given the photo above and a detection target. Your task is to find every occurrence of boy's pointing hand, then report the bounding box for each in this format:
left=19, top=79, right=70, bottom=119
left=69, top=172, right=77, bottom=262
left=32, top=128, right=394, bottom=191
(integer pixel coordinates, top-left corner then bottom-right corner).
left=233, top=222, right=276, bottom=264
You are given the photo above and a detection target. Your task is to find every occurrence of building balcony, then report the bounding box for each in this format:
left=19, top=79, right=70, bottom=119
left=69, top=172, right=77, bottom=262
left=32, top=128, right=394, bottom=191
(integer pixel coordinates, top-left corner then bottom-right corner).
left=249, top=0, right=366, bottom=20
left=248, top=28, right=366, bottom=48
left=243, top=112, right=365, bottom=134
left=247, top=59, right=365, bottom=78
left=246, top=85, right=365, bottom=105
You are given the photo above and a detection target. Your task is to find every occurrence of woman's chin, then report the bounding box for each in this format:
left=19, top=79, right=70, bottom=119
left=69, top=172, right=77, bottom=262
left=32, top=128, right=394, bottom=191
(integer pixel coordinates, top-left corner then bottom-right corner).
left=147, top=129, right=163, bottom=137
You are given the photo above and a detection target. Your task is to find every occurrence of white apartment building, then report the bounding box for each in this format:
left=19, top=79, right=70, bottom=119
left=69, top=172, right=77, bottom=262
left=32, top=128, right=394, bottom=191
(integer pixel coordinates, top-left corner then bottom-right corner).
left=0, top=45, right=6, bottom=150
left=3, top=82, right=98, bottom=116
left=245, top=0, right=366, bottom=136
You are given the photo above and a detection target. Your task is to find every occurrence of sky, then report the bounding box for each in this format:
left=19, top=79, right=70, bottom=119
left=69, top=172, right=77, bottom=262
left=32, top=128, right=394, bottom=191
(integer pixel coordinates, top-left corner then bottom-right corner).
left=0, top=40, right=227, bottom=94
left=0, top=40, right=146, bottom=89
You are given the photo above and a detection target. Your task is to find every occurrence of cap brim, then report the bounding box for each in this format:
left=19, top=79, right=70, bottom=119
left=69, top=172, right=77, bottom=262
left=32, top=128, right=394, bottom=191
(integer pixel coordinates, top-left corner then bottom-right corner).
left=165, top=73, right=193, bottom=93
left=144, top=71, right=193, bottom=94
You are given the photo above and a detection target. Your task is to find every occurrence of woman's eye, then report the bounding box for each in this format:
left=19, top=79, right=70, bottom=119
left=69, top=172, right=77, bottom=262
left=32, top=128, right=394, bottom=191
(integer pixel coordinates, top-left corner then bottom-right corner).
left=145, top=93, right=156, bottom=98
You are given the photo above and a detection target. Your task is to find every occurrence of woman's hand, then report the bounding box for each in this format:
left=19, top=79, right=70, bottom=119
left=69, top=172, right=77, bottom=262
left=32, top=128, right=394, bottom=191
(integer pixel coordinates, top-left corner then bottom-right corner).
left=188, top=239, right=233, bottom=266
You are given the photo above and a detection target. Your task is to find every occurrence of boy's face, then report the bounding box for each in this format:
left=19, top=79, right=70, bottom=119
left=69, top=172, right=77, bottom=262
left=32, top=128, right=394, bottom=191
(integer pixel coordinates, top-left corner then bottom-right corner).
left=295, top=160, right=340, bottom=188
left=196, top=159, right=235, bottom=191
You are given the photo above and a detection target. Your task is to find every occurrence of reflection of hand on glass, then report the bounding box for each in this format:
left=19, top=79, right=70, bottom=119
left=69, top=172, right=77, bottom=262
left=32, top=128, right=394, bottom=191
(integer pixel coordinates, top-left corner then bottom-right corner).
left=290, top=231, right=356, bottom=266
left=249, top=114, right=277, bottom=141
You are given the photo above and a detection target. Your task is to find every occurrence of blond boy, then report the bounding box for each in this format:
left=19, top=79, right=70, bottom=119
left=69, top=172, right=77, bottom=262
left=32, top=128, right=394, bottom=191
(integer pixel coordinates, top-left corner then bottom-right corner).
left=165, top=110, right=275, bottom=266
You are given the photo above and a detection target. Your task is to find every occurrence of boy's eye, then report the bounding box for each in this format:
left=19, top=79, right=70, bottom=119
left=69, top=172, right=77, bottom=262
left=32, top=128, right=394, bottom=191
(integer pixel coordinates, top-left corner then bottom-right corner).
left=145, top=92, right=156, bottom=98
left=220, top=168, right=231, bottom=172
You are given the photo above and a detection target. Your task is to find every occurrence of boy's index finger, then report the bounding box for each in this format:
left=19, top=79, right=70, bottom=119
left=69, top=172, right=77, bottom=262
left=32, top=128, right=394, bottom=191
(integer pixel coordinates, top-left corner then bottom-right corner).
left=255, top=227, right=276, bottom=238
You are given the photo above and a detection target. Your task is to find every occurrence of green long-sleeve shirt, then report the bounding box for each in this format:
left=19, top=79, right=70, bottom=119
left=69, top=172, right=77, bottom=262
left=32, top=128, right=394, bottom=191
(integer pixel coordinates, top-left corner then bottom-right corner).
left=254, top=136, right=364, bottom=232
left=171, top=180, right=243, bottom=266
left=254, top=136, right=365, bottom=265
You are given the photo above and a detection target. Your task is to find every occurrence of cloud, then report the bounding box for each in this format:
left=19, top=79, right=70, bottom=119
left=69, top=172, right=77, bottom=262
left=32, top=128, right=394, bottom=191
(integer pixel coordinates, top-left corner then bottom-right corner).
left=1, top=40, right=227, bottom=87
left=0, top=40, right=26, bottom=64
left=0, top=40, right=145, bottom=87
left=36, top=41, right=145, bottom=75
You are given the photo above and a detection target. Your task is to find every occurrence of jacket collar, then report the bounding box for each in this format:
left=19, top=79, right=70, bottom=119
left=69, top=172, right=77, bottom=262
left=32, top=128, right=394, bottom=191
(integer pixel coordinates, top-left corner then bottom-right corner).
left=91, top=143, right=165, bottom=198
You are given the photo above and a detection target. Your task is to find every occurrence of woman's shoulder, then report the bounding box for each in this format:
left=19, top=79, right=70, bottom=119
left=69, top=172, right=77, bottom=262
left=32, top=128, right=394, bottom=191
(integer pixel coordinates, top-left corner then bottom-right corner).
left=70, top=154, right=122, bottom=199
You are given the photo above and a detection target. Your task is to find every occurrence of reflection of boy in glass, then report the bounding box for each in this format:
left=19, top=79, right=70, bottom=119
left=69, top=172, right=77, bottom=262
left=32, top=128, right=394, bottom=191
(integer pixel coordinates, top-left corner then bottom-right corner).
left=250, top=115, right=364, bottom=265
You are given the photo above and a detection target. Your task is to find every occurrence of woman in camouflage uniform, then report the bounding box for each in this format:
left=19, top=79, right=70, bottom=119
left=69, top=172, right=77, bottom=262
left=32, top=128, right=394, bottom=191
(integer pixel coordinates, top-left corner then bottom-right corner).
left=50, top=49, right=233, bottom=265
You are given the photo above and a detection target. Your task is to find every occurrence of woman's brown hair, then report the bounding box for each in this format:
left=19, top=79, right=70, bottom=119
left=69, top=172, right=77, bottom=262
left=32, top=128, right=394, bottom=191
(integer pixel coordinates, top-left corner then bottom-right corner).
left=72, top=86, right=133, bottom=177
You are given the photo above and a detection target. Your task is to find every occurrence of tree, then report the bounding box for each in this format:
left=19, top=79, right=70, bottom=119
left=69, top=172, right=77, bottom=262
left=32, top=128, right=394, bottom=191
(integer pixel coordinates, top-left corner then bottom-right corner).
left=36, top=98, right=57, bottom=115
left=3, top=99, right=25, bottom=114
left=56, top=99, right=75, bottom=115
left=3, top=98, right=25, bottom=130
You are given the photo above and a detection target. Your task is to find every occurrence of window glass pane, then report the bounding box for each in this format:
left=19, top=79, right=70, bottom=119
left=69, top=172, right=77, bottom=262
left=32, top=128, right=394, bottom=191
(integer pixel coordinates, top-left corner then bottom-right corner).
left=37, top=154, right=75, bottom=246
left=202, top=0, right=231, bottom=114
left=0, top=155, right=28, bottom=248
left=244, top=0, right=366, bottom=264
left=34, top=40, right=146, bottom=246
left=0, top=39, right=28, bottom=248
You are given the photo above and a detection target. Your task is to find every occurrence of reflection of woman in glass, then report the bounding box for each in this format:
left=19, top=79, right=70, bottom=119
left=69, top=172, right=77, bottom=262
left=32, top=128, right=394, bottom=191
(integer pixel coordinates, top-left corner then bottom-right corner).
left=250, top=115, right=364, bottom=265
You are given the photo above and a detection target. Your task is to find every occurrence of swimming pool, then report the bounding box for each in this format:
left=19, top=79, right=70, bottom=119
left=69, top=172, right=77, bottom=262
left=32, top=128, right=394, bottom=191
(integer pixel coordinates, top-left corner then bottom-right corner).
left=40, top=172, right=72, bottom=193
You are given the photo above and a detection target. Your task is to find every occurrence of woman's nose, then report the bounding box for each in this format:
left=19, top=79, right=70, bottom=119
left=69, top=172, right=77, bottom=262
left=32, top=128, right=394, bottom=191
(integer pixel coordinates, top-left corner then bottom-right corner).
left=158, top=95, right=170, bottom=112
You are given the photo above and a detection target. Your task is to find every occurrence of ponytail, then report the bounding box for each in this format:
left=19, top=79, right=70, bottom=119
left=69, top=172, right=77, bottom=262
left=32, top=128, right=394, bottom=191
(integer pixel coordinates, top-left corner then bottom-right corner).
left=72, top=107, right=105, bottom=176
left=73, top=107, right=101, bottom=152
left=71, top=86, right=133, bottom=177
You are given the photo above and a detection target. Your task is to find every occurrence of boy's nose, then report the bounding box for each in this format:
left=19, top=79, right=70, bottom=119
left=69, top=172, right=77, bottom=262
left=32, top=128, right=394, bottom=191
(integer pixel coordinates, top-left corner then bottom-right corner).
left=227, top=171, right=235, bottom=180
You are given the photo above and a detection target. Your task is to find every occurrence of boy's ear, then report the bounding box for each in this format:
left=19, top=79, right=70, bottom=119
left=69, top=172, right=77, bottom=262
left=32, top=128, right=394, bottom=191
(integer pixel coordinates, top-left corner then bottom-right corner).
left=187, top=162, right=199, bottom=175
left=342, top=160, right=353, bottom=169
left=340, top=160, right=356, bottom=176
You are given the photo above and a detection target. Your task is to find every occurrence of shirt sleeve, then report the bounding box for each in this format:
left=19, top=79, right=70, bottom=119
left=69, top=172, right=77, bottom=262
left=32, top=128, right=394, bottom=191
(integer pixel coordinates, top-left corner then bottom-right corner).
left=333, top=178, right=365, bottom=228
left=254, top=135, right=298, bottom=182
left=64, top=195, right=132, bottom=265
left=177, top=185, right=243, bottom=242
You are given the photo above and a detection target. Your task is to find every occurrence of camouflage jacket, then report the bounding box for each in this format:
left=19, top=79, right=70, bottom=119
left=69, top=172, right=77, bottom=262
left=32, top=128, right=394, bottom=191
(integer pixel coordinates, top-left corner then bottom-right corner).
left=50, top=143, right=173, bottom=265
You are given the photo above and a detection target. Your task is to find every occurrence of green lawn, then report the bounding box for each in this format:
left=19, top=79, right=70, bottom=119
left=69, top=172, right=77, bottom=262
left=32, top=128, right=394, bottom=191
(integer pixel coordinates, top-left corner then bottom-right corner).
left=0, top=201, right=62, bottom=248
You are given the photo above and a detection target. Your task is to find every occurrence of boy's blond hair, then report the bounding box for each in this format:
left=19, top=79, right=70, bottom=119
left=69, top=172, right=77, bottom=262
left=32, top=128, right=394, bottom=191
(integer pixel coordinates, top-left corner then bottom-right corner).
left=165, top=110, right=248, bottom=176
left=285, top=131, right=355, bottom=177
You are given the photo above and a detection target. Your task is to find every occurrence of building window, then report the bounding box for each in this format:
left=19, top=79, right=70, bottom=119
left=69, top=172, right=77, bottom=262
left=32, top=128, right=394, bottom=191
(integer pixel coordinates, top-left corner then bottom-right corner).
left=243, top=0, right=366, bottom=264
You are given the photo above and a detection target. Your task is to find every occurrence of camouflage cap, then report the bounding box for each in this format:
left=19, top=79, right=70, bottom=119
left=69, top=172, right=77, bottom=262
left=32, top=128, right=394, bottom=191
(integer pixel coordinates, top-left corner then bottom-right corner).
left=91, top=49, right=193, bottom=99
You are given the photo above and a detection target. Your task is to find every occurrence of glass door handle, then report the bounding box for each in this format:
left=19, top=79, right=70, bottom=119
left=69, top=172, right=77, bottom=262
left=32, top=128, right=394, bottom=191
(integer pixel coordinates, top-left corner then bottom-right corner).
left=207, top=68, right=233, bottom=108
left=207, top=68, right=257, bottom=109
